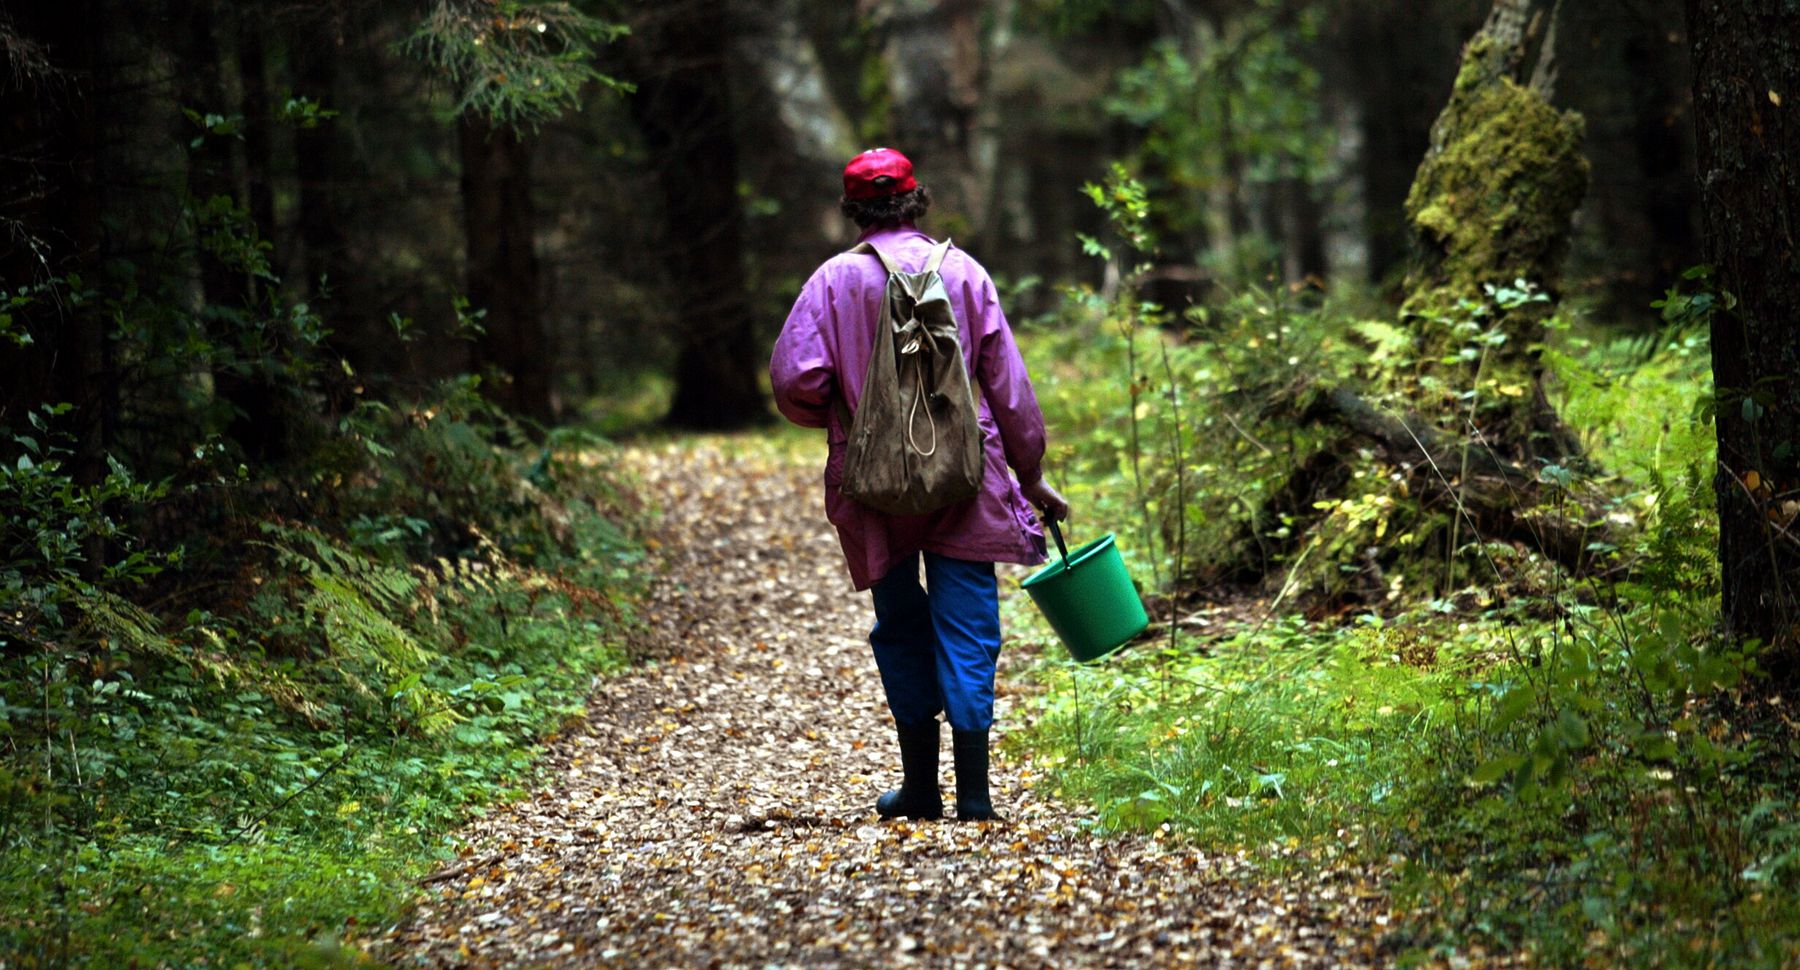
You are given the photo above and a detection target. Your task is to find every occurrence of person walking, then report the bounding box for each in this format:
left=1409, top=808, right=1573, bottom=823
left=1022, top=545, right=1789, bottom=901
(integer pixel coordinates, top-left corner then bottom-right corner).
left=770, top=148, right=1068, bottom=822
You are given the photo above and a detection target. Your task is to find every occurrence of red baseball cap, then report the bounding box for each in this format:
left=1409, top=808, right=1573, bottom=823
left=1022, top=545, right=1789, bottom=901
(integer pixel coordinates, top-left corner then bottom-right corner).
left=842, top=148, right=917, bottom=200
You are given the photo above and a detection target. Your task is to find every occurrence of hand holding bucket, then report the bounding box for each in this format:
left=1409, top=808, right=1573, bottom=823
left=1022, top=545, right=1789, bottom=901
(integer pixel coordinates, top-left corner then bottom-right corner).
left=1020, top=512, right=1150, bottom=663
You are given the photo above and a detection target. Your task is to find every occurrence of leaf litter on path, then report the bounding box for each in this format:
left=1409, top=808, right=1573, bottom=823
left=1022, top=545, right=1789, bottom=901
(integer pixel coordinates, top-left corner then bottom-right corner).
left=380, top=437, right=1409, bottom=968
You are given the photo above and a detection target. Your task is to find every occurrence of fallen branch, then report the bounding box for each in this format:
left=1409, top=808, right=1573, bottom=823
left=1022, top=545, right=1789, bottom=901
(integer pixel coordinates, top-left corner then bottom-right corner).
left=1299, top=384, right=1603, bottom=572
left=418, top=850, right=507, bottom=886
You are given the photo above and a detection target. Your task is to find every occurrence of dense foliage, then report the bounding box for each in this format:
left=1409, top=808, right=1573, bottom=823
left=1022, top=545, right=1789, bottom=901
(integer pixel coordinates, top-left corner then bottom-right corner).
left=1, top=374, right=643, bottom=964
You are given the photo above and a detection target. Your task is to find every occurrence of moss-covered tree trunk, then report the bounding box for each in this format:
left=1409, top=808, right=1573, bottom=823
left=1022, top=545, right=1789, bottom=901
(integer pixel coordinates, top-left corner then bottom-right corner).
left=1401, top=0, right=1588, bottom=460
left=1221, top=0, right=1602, bottom=603
left=1684, top=0, right=1800, bottom=683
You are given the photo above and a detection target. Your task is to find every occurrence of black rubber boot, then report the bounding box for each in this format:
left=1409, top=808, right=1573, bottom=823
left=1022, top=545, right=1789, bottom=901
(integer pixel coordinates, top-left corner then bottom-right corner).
left=952, top=727, right=1001, bottom=821
left=876, top=718, right=943, bottom=820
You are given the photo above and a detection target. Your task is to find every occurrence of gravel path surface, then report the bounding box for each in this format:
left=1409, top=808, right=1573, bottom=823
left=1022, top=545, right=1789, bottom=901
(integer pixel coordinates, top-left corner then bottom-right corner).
left=382, top=440, right=1397, bottom=968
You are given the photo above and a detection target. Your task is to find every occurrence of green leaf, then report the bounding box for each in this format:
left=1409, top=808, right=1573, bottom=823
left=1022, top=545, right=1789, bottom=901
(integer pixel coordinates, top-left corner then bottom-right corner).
left=1472, top=754, right=1523, bottom=784
left=1557, top=709, right=1590, bottom=748
left=1491, top=685, right=1534, bottom=731
left=1634, top=731, right=1678, bottom=762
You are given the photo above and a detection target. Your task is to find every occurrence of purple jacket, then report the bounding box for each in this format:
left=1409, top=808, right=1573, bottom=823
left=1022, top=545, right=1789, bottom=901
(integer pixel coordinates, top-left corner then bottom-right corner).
left=771, top=225, right=1049, bottom=590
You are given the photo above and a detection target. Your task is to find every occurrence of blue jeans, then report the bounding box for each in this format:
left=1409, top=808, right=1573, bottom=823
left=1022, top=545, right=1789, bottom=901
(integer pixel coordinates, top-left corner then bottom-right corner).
left=869, top=552, right=1001, bottom=733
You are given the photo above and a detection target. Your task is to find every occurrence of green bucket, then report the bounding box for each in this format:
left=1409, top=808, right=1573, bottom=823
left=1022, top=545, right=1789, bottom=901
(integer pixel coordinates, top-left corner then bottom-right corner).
left=1021, top=518, right=1149, bottom=663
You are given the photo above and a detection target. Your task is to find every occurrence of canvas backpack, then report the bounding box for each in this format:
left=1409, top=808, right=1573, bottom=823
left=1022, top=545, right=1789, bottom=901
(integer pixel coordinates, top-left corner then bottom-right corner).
left=833, top=239, right=985, bottom=516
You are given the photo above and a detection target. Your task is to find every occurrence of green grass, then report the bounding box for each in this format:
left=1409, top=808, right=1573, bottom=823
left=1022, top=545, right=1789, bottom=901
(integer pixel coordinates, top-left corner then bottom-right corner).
left=5, top=839, right=410, bottom=968
left=1016, top=601, right=1800, bottom=966
left=1013, top=610, right=1515, bottom=853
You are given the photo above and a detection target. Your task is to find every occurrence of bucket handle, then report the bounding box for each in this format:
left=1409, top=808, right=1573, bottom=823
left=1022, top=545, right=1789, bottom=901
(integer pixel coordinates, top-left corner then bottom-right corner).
left=1046, top=515, right=1073, bottom=570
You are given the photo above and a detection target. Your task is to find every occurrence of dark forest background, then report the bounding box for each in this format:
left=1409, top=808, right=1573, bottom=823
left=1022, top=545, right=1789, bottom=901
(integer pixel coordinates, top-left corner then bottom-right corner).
left=1, top=0, right=1704, bottom=436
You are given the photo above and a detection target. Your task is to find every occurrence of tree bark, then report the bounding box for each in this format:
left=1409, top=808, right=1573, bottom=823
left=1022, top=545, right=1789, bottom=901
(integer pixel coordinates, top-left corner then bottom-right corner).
left=1323, top=0, right=1486, bottom=286
left=1554, top=0, right=1698, bottom=316
left=1275, top=175, right=1327, bottom=284
left=293, top=13, right=357, bottom=357
left=459, top=115, right=553, bottom=425
left=1684, top=0, right=1800, bottom=680
left=236, top=5, right=277, bottom=249
left=628, top=0, right=770, bottom=430
left=866, top=0, right=991, bottom=245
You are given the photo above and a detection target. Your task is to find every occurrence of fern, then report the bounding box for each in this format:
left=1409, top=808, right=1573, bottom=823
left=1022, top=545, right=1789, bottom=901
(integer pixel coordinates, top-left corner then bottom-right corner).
left=262, top=523, right=455, bottom=734
left=74, top=588, right=325, bottom=724
left=304, top=574, right=431, bottom=676
left=76, top=588, right=178, bottom=661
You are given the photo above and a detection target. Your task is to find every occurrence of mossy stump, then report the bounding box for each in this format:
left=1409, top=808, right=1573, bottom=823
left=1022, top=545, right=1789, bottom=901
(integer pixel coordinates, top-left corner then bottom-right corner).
left=1400, top=34, right=1589, bottom=457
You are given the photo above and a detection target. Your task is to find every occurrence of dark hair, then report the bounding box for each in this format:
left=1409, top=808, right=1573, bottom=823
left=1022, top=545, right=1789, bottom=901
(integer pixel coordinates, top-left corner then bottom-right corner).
left=839, top=185, right=932, bottom=229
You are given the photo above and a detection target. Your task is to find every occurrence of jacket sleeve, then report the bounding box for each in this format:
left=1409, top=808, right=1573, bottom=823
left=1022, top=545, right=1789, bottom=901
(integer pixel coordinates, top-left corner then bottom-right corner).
left=770, top=267, right=834, bottom=429
left=968, top=264, right=1047, bottom=486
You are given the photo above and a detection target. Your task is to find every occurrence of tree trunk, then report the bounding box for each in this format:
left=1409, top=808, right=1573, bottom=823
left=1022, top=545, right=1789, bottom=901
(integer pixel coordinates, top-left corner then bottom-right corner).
left=0, top=0, right=109, bottom=448
left=1275, top=175, right=1327, bottom=284
left=866, top=0, right=990, bottom=245
left=629, top=0, right=770, bottom=430
left=1210, top=26, right=1253, bottom=279
left=1323, top=0, right=1487, bottom=286
left=726, top=0, right=854, bottom=345
left=459, top=115, right=553, bottom=425
left=1399, top=0, right=1588, bottom=461
left=1554, top=0, right=1699, bottom=317
left=1684, top=0, right=1800, bottom=681
left=294, top=14, right=357, bottom=355
left=178, top=0, right=289, bottom=463
left=1211, top=0, right=1593, bottom=603
left=236, top=6, right=277, bottom=250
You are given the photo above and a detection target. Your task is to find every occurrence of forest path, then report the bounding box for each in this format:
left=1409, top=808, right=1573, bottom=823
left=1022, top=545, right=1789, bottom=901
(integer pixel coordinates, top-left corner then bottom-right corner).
left=383, top=438, right=1394, bottom=968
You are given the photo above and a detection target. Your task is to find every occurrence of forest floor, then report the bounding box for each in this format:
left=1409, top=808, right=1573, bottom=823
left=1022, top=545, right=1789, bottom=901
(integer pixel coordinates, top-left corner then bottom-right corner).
left=380, top=438, right=1404, bottom=968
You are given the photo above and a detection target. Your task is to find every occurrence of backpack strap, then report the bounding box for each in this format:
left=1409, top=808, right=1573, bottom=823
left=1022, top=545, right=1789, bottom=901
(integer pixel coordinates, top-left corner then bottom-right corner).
left=849, top=238, right=954, bottom=275
left=924, top=238, right=954, bottom=274
left=849, top=241, right=902, bottom=276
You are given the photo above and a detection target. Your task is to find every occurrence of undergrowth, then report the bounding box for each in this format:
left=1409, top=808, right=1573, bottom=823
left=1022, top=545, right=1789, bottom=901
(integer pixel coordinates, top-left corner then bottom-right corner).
left=1012, top=178, right=1800, bottom=966
left=0, top=382, right=644, bottom=967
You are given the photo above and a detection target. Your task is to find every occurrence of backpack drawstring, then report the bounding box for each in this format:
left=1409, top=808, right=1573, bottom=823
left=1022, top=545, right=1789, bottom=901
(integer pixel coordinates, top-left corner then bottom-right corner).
left=897, top=320, right=938, bottom=458
left=908, top=352, right=938, bottom=458
left=900, top=322, right=943, bottom=458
